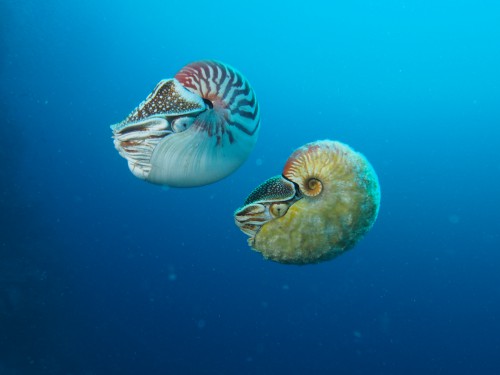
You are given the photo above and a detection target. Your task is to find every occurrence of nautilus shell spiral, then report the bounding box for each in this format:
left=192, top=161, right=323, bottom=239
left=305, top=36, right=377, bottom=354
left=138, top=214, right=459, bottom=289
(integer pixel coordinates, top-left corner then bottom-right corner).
left=234, top=140, right=380, bottom=265
left=111, top=60, right=260, bottom=187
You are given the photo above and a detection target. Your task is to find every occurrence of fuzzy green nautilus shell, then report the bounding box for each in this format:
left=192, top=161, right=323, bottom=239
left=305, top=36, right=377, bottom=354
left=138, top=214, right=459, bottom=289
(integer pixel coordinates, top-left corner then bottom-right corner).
left=234, top=140, right=381, bottom=265
left=110, top=60, right=260, bottom=187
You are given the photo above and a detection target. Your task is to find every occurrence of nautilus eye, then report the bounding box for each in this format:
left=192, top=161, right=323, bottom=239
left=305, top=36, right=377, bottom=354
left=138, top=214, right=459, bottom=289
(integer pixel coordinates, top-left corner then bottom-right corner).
left=269, top=203, right=290, bottom=218
left=171, top=116, right=195, bottom=133
left=111, top=60, right=260, bottom=187
left=234, top=140, right=381, bottom=265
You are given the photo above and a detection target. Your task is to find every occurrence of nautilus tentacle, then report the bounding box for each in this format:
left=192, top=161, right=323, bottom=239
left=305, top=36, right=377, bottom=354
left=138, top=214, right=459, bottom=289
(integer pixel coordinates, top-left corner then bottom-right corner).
left=111, top=60, right=260, bottom=187
left=234, top=140, right=381, bottom=265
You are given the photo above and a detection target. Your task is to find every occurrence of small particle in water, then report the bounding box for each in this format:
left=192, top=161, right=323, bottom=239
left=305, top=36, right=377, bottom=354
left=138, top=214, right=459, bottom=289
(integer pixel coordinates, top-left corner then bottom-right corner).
left=448, top=215, right=460, bottom=224
left=167, top=265, right=177, bottom=281
left=255, top=158, right=263, bottom=166
left=197, top=319, right=206, bottom=329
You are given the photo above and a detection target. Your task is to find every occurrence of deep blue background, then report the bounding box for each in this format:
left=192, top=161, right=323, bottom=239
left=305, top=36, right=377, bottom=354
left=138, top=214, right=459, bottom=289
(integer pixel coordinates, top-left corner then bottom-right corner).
left=1, top=0, right=499, bottom=374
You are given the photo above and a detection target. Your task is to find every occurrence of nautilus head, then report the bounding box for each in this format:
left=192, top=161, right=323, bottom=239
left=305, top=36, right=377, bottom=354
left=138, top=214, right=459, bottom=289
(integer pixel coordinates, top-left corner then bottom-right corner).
left=111, top=60, right=260, bottom=187
left=234, top=140, right=381, bottom=265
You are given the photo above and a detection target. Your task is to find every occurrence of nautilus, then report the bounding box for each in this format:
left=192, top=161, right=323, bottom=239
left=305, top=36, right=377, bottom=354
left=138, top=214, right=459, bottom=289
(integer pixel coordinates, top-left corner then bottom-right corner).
left=111, top=60, right=260, bottom=187
left=234, top=140, right=381, bottom=265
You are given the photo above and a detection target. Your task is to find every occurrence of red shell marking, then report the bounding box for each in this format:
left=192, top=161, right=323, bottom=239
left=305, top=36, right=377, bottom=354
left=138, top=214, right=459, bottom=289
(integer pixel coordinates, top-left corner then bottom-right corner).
left=175, top=61, right=260, bottom=145
left=283, top=143, right=321, bottom=176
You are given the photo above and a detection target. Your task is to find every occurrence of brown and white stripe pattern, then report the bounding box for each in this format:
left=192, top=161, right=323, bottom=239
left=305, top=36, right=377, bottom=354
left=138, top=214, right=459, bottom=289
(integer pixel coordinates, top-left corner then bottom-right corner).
left=111, top=60, right=261, bottom=187
left=175, top=60, right=260, bottom=144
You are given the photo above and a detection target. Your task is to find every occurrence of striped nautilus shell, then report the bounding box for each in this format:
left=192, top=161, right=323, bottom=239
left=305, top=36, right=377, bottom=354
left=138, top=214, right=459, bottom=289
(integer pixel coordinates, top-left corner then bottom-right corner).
left=234, top=140, right=381, bottom=265
left=111, top=60, right=260, bottom=187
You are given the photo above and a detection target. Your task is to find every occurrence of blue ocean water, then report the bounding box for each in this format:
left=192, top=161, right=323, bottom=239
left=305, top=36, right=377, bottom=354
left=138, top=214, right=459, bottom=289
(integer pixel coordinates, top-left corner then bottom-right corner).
left=1, top=0, right=499, bottom=374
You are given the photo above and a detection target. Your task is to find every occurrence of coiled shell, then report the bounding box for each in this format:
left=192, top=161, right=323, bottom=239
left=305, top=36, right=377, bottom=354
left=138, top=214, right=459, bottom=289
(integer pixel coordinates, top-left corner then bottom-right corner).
left=234, top=140, right=381, bottom=265
left=111, top=60, right=260, bottom=187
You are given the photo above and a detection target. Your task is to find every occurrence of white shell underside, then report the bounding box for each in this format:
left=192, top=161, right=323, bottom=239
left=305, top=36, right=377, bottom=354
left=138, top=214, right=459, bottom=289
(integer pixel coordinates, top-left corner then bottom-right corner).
left=112, top=115, right=256, bottom=187
left=148, top=125, right=254, bottom=187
